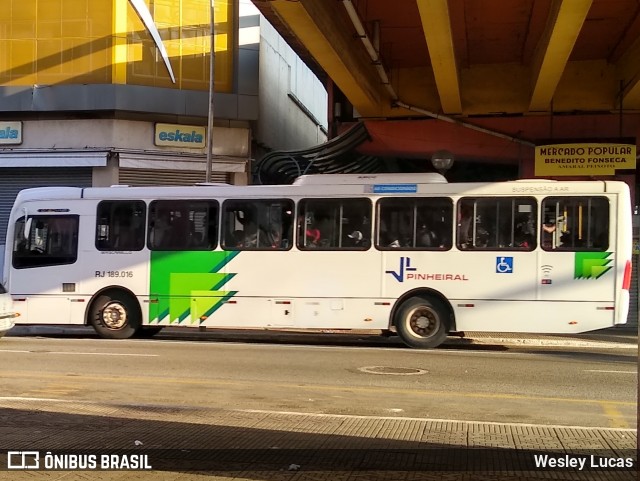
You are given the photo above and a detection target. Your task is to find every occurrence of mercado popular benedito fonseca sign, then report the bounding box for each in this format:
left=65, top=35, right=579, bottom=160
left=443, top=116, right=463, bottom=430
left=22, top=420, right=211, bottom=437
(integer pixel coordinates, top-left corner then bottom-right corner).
left=535, top=142, right=636, bottom=176
left=154, top=123, right=206, bottom=148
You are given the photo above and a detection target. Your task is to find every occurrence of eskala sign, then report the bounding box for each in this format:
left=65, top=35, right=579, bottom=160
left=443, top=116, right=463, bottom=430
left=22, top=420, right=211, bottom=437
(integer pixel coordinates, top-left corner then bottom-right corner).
left=155, top=123, right=206, bottom=148
left=0, top=122, right=22, bottom=145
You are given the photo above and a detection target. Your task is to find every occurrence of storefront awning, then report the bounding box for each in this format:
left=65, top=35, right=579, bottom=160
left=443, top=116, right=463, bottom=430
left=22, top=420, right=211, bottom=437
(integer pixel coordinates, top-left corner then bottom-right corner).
left=118, top=152, right=246, bottom=172
left=0, top=151, right=109, bottom=167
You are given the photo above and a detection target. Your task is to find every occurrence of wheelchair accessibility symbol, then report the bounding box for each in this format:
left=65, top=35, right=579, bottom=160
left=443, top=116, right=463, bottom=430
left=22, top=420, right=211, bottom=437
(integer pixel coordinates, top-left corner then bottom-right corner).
left=496, top=256, right=513, bottom=273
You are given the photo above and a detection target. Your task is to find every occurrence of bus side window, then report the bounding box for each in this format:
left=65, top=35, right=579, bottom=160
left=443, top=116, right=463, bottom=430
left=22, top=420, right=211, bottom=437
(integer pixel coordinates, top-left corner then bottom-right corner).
left=297, top=198, right=371, bottom=250
left=13, top=215, right=79, bottom=269
left=457, top=197, right=536, bottom=251
left=541, top=196, right=609, bottom=251
left=148, top=200, right=219, bottom=251
left=96, top=201, right=146, bottom=251
left=222, top=199, right=293, bottom=250
left=376, top=197, right=452, bottom=250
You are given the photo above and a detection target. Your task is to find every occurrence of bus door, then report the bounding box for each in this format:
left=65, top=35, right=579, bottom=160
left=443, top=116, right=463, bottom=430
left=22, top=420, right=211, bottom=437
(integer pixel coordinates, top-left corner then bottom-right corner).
left=537, top=196, right=614, bottom=303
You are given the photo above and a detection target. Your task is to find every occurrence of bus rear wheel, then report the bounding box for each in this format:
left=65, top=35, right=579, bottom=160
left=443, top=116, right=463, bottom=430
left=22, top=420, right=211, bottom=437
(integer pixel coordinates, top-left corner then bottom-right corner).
left=395, top=296, right=449, bottom=349
left=89, top=291, right=140, bottom=339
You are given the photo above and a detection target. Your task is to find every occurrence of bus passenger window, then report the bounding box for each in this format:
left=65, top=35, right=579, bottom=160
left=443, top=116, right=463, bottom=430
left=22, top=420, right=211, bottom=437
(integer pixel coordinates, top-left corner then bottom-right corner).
left=96, top=201, right=146, bottom=251
left=148, top=200, right=218, bottom=251
left=297, top=198, right=372, bottom=250
left=376, top=197, right=452, bottom=250
left=541, top=197, right=609, bottom=251
left=222, top=199, right=294, bottom=250
left=456, top=197, right=536, bottom=251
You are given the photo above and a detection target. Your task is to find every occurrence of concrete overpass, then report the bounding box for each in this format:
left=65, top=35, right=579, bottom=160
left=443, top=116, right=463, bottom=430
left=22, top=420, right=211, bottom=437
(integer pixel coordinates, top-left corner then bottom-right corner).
left=251, top=0, right=639, bottom=185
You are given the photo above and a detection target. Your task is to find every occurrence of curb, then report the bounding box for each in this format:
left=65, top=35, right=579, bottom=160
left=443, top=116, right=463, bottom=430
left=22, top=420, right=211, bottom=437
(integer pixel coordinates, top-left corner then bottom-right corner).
left=460, top=337, right=638, bottom=349
left=4, top=325, right=637, bottom=349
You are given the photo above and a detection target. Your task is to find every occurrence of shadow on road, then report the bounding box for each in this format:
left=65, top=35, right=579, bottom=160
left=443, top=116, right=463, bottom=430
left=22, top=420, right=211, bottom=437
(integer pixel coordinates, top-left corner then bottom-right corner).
left=8, top=328, right=513, bottom=351
left=0, top=404, right=635, bottom=479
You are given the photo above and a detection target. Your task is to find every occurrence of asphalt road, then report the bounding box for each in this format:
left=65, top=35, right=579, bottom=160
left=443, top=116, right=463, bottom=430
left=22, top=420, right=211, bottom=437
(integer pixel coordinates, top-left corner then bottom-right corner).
left=0, top=334, right=636, bottom=429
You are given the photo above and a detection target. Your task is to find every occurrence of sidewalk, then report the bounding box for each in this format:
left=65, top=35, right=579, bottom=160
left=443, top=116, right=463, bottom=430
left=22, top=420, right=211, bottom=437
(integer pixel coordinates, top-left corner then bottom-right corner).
left=0, top=398, right=635, bottom=480
left=456, top=325, right=639, bottom=349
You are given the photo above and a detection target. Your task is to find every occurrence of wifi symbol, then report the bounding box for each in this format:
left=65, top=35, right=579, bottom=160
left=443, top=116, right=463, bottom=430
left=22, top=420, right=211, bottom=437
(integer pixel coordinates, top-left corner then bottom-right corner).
left=541, top=265, right=553, bottom=276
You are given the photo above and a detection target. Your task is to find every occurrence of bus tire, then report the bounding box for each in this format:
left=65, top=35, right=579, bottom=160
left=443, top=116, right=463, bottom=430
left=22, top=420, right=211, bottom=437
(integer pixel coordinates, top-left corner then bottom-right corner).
left=394, top=296, right=449, bottom=349
left=89, top=291, right=140, bottom=339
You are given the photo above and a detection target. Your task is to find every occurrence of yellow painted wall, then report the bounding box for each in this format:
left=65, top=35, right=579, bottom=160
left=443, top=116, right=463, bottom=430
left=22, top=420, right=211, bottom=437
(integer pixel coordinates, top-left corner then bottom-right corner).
left=0, top=0, right=234, bottom=92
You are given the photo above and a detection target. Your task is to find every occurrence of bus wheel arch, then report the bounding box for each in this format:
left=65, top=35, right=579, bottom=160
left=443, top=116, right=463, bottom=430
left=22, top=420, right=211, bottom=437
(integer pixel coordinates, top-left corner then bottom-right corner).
left=86, top=287, right=142, bottom=339
left=391, top=289, right=455, bottom=349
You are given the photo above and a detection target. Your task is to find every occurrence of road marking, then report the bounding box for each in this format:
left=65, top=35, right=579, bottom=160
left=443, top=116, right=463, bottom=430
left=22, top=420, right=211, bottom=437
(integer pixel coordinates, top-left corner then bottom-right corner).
left=0, top=396, right=91, bottom=403
left=584, top=369, right=637, bottom=374
left=45, top=351, right=159, bottom=357
left=358, top=366, right=428, bottom=375
left=24, top=384, right=80, bottom=398
left=0, top=350, right=158, bottom=357
left=600, top=402, right=630, bottom=429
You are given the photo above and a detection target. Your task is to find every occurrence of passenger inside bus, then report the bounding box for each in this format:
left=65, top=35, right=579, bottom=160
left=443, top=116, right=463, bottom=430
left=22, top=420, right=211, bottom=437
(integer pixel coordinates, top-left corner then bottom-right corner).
left=457, top=204, right=473, bottom=248
left=113, top=207, right=137, bottom=250
left=542, top=218, right=560, bottom=249
left=298, top=214, right=322, bottom=247
left=346, top=230, right=369, bottom=247
left=416, top=224, right=437, bottom=247
left=259, top=227, right=282, bottom=248
left=231, top=229, right=246, bottom=247
left=542, top=218, right=584, bottom=249
left=433, top=220, right=451, bottom=248
left=165, top=208, right=192, bottom=249
left=150, top=206, right=172, bottom=248
left=380, top=220, right=409, bottom=248
left=305, top=225, right=321, bottom=247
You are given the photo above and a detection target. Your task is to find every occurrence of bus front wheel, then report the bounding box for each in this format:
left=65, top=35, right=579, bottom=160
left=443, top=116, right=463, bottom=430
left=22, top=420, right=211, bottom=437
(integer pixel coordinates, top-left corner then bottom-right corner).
left=89, top=291, right=140, bottom=339
left=394, top=296, right=449, bottom=349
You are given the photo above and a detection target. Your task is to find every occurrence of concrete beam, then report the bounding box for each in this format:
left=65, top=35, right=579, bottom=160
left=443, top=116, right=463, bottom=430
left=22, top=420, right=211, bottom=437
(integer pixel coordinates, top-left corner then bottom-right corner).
left=529, top=0, right=592, bottom=112
left=268, top=0, right=387, bottom=117
left=416, top=0, right=462, bottom=114
left=616, top=36, right=640, bottom=109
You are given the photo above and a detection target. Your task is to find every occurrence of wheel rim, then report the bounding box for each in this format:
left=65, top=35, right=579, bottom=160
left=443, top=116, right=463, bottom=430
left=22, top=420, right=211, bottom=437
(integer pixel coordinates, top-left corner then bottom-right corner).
left=101, top=302, right=128, bottom=330
left=405, top=305, right=439, bottom=339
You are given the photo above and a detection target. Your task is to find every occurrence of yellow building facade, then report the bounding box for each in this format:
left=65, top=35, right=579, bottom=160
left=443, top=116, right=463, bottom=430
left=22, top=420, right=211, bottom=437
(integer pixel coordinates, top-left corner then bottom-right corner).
left=0, top=0, right=234, bottom=92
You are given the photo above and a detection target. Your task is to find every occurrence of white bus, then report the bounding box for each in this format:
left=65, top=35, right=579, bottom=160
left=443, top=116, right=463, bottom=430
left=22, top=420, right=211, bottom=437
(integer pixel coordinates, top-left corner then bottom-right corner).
left=2, top=173, right=633, bottom=348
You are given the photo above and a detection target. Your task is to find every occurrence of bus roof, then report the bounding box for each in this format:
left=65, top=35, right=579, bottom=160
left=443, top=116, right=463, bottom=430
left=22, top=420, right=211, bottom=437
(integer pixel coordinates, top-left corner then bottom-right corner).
left=10, top=177, right=629, bottom=204
left=292, top=173, right=448, bottom=185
